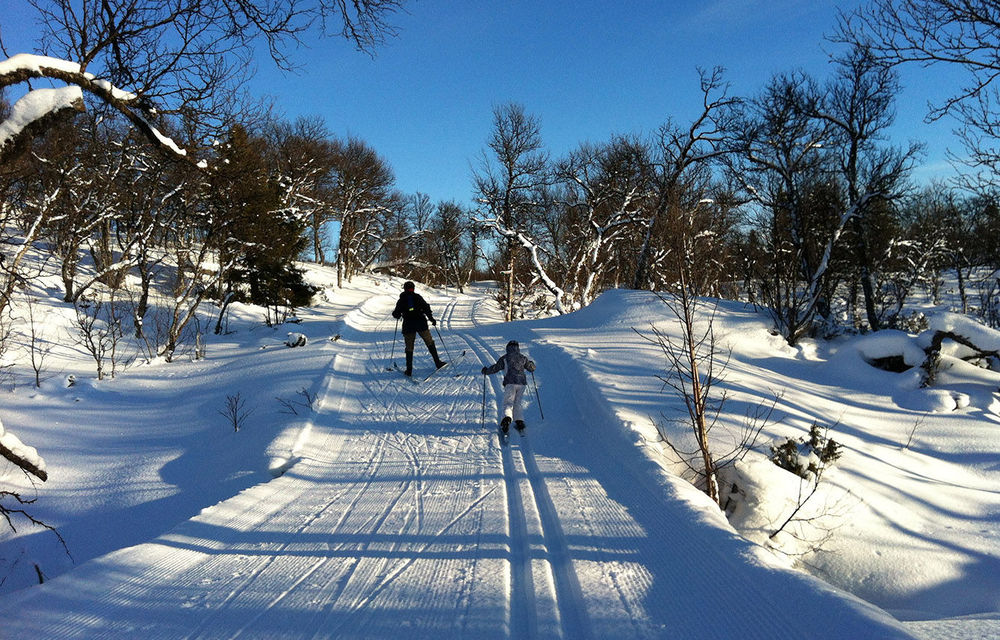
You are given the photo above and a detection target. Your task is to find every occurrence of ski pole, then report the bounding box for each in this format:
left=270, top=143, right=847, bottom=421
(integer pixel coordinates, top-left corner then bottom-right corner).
left=481, top=372, right=487, bottom=430
left=388, top=317, right=399, bottom=370
left=530, top=370, right=544, bottom=420
left=434, top=322, right=454, bottom=362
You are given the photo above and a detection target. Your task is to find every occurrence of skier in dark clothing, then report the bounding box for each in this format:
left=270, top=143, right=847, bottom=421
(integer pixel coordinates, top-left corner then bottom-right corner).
left=392, top=281, right=446, bottom=376
left=482, top=340, right=535, bottom=433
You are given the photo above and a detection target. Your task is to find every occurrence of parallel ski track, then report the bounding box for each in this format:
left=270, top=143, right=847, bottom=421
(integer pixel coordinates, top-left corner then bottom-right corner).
left=294, top=294, right=506, bottom=638
left=462, top=327, right=593, bottom=640
left=462, top=332, right=538, bottom=638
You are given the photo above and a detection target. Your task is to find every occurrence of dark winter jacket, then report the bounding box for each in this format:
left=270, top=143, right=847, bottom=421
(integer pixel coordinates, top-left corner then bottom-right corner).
left=392, top=291, right=435, bottom=334
left=482, top=341, right=535, bottom=386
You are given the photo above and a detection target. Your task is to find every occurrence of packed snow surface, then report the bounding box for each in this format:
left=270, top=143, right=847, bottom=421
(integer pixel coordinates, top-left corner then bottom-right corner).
left=1, top=268, right=998, bottom=639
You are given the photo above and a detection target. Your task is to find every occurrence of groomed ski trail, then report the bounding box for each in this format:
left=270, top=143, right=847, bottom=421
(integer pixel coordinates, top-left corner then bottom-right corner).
left=0, top=284, right=917, bottom=639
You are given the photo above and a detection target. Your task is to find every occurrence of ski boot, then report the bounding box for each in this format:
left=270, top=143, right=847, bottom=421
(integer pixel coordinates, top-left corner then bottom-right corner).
left=515, top=420, right=525, bottom=432
left=429, top=343, right=447, bottom=369
left=500, top=416, right=511, bottom=434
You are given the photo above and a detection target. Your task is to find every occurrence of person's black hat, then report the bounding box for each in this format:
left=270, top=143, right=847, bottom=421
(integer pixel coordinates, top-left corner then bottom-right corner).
left=403, top=281, right=415, bottom=290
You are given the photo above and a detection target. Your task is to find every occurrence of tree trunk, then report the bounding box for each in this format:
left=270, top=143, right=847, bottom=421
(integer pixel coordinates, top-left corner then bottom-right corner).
left=61, top=259, right=76, bottom=303
left=956, top=263, right=968, bottom=314
left=312, top=213, right=325, bottom=264
left=850, top=217, right=881, bottom=331
left=505, top=239, right=515, bottom=322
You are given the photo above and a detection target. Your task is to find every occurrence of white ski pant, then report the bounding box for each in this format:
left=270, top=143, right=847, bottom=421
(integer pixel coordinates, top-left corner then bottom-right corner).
left=502, top=383, right=527, bottom=421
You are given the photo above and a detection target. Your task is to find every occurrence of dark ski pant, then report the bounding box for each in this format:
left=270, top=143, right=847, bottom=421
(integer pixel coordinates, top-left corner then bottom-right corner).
left=403, top=330, right=443, bottom=373
left=404, top=329, right=435, bottom=355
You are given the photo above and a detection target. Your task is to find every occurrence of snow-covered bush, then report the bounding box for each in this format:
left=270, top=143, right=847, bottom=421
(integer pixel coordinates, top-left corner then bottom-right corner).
left=889, top=310, right=929, bottom=334
left=769, top=423, right=842, bottom=480
left=722, top=424, right=848, bottom=555
left=285, top=332, right=307, bottom=348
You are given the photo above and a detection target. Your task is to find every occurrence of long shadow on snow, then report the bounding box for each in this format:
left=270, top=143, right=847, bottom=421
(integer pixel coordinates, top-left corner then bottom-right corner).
left=0, top=323, right=345, bottom=592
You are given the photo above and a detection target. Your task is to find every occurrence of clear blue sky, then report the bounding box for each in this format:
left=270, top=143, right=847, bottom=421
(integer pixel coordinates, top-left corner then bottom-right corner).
left=4, top=0, right=965, bottom=204
left=258, top=0, right=964, bottom=203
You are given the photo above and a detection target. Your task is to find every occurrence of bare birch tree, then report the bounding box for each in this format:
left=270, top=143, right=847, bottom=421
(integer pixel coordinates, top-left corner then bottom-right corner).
left=553, top=137, right=650, bottom=307
left=812, top=45, right=922, bottom=331
left=835, top=1, right=1000, bottom=190
left=631, top=67, right=738, bottom=291
left=330, top=137, right=396, bottom=286
left=474, top=103, right=549, bottom=321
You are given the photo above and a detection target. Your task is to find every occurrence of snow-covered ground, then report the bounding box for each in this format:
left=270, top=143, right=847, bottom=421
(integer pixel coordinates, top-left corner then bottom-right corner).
left=1, top=263, right=998, bottom=639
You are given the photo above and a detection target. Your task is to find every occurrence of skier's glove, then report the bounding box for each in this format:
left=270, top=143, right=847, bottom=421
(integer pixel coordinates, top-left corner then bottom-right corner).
left=430, top=317, right=437, bottom=326
left=481, top=367, right=488, bottom=375
left=526, top=361, right=535, bottom=372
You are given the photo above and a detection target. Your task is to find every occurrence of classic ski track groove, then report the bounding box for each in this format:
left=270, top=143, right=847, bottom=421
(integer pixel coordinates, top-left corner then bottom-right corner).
left=464, top=330, right=587, bottom=639
left=460, top=333, right=537, bottom=638
left=442, top=312, right=605, bottom=639
left=184, top=393, right=401, bottom=639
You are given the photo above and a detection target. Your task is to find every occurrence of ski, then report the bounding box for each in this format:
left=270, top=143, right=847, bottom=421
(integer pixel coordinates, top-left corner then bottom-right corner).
left=421, top=362, right=450, bottom=382
left=395, top=365, right=445, bottom=384
left=497, top=423, right=509, bottom=445
left=426, top=349, right=470, bottom=382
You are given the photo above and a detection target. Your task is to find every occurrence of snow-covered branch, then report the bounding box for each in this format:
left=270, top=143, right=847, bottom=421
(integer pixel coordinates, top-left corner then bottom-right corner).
left=0, top=54, right=191, bottom=164
left=0, top=418, right=47, bottom=482
left=0, top=86, right=84, bottom=163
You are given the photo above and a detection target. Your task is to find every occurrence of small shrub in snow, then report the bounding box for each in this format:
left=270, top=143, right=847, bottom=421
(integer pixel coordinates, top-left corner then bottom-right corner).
left=276, top=387, right=316, bottom=415
left=22, top=296, right=53, bottom=388
left=218, top=392, right=253, bottom=432
left=890, top=310, right=929, bottom=334
left=756, top=423, right=850, bottom=548
left=285, top=332, right=307, bottom=347
left=769, top=423, right=842, bottom=481
left=73, top=294, right=132, bottom=380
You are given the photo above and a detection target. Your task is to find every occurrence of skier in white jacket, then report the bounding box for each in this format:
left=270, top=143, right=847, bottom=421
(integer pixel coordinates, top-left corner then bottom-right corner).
left=481, top=340, right=536, bottom=433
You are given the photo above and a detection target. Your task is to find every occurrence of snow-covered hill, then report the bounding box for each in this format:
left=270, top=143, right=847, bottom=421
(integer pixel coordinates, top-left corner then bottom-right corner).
left=0, top=266, right=997, bottom=639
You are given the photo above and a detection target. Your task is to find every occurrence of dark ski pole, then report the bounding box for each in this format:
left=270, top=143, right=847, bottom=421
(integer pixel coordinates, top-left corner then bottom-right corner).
left=433, top=323, right=454, bottom=362
left=481, top=372, right=487, bottom=430
left=388, top=317, right=399, bottom=370
left=530, top=370, right=544, bottom=420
